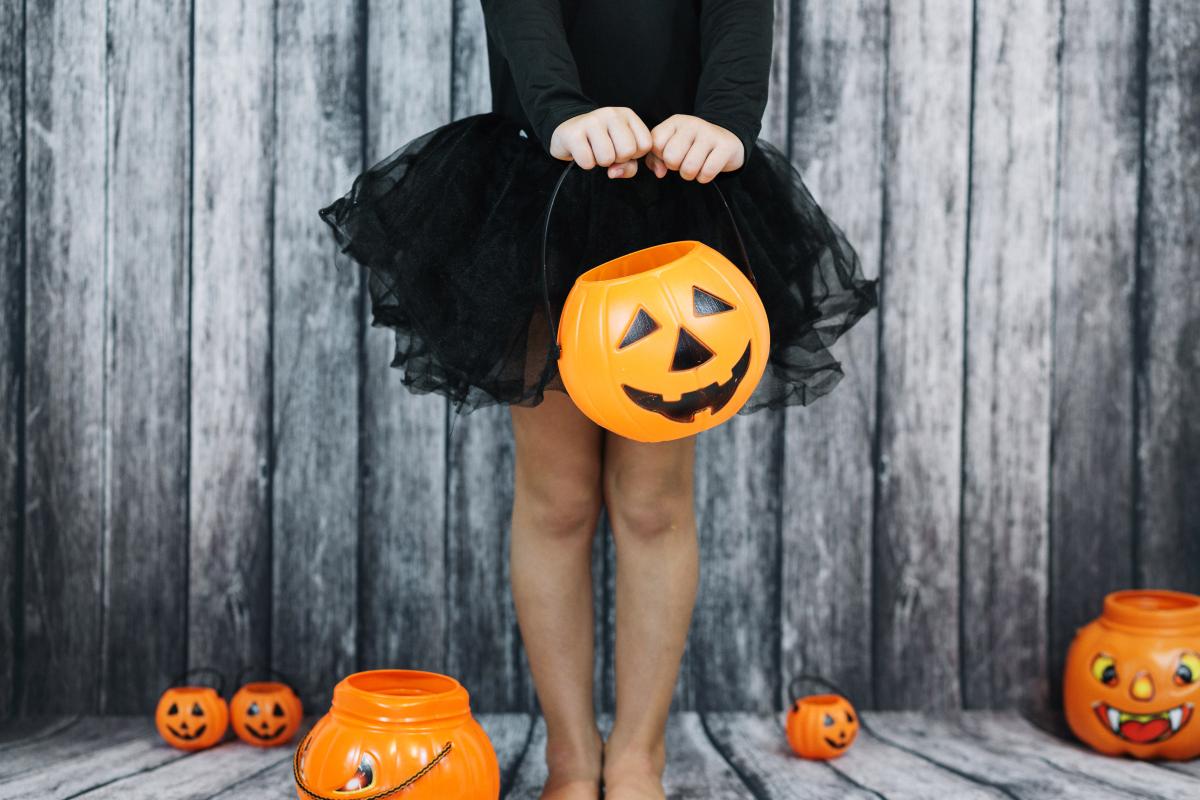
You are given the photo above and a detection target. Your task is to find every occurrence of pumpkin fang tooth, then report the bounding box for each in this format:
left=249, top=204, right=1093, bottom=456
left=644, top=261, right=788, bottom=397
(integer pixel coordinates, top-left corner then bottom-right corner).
left=1169, top=707, right=1183, bottom=731
left=1106, top=707, right=1120, bottom=732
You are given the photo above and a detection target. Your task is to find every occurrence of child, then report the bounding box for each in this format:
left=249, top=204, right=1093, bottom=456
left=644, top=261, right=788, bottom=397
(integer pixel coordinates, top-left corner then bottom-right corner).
left=320, top=2, right=877, bottom=797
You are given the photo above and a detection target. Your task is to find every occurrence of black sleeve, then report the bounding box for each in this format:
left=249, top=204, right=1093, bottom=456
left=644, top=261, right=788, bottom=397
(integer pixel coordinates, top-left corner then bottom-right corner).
left=481, top=0, right=599, bottom=152
left=693, top=0, right=775, bottom=166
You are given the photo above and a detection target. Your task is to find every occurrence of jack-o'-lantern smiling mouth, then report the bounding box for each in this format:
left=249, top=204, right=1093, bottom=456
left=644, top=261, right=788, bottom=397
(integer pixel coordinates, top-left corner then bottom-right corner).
left=166, top=724, right=207, bottom=741
left=1092, top=701, right=1194, bottom=744
left=244, top=723, right=288, bottom=741
left=823, top=738, right=849, bottom=750
left=622, top=342, right=751, bottom=423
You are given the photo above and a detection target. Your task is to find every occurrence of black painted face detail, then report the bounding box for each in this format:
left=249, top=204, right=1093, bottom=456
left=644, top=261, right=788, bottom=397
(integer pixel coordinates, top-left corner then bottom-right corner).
left=619, top=307, right=659, bottom=348
left=244, top=722, right=289, bottom=741
left=622, top=342, right=751, bottom=423
left=693, top=286, right=735, bottom=316
left=671, top=328, right=714, bottom=371
left=166, top=700, right=207, bottom=739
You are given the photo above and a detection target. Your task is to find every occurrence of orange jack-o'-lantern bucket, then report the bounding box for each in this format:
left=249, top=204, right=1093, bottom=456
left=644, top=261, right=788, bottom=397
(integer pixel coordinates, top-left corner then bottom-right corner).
left=293, top=670, right=499, bottom=800
left=541, top=164, right=770, bottom=443
left=1064, top=589, right=1200, bottom=760
left=154, top=667, right=230, bottom=751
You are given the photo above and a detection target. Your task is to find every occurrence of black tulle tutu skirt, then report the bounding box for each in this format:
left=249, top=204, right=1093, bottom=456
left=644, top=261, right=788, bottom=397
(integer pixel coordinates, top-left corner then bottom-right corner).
left=319, top=113, right=877, bottom=415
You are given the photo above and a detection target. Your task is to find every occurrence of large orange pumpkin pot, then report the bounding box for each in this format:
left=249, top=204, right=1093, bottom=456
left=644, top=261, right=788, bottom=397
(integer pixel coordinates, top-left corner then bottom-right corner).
left=558, top=240, right=769, bottom=443
left=294, top=670, right=499, bottom=800
left=1064, top=589, right=1200, bottom=760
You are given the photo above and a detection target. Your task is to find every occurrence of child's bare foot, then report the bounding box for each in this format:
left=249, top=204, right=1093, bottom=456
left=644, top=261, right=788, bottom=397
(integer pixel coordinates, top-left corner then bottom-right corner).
left=540, top=729, right=603, bottom=800
left=601, top=743, right=667, bottom=800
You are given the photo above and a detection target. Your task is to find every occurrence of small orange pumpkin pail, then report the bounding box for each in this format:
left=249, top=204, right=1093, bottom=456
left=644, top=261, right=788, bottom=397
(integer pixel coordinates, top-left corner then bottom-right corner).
left=542, top=165, right=770, bottom=443
left=294, top=670, right=499, bottom=800
left=1063, top=589, right=1200, bottom=760
left=154, top=668, right=229, bottom=751
left=786, top=693, right=859, bottom=760
left=231, top=668, right=304, bottom=747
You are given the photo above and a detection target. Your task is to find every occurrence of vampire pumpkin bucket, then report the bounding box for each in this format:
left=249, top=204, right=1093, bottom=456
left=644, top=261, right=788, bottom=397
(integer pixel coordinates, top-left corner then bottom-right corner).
left=293, top=670, right=499, bottom=800
left=543, top=164, right=769, bottom=443
left=1064, top=589, right=1200, bottom=760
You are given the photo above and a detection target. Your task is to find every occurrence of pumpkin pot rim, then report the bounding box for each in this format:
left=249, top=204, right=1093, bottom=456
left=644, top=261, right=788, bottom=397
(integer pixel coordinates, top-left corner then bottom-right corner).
left=1099, top=589, right=1200, bottom=635
left=330, top=669, right=472, bottom=726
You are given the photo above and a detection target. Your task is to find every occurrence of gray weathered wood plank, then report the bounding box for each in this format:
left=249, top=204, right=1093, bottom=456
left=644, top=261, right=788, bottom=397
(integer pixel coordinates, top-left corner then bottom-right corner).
left=960, top=713, right=1200, bottom=798
left=358, top=0, right=453, bottom=675
left=508, top=714, right=750, bottom=798
left=0, top=717, right=148, bottom=779
left=0, top=0, right=20, bottom=724
left=960, top=0, right=1058, bottom=710
left=270, top=0, right=363, bottom=708
left=70, top=739, right=292, bottom=800
left=188, top=0, right=275, bottom=682
left=873, top=0, right=973, bottom=710
left=22, top=0, right=108, bottom=714
left=687, top=406, right=783, bottom=712
left=0, top=716, right=79, bottom=749
left=101, top=0, right=191, bottom=715
left=1137, top=0, right=1200, bottom=589
left=866, top=712, right=1164, bottom=799
left=683, top=0, right=789, bottom=714
left=0, top=719, right=194, bottom=800
left=705, top=712, right=1006, bottom=800
left=1048, top=0, right=1142, bottom=693
left=443, top=0, right=534, bottom=714
left=701, top=712, right=878, bottom=798
left=0, top=0, right=22, bottom=721
left=780, top=0, right=886, bottom=710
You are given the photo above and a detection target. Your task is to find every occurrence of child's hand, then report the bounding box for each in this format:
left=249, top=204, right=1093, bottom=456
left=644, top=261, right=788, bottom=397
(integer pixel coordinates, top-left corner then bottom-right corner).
left=550, top=107, right=653, bottom=179
left=645, top=115, right=745, bottom=183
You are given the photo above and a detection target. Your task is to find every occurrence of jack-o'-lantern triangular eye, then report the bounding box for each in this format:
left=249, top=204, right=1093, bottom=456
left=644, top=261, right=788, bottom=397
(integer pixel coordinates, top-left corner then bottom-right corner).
left=693, top=286, right=735, bottom=316
left=619, top=307, right=660, bottom=348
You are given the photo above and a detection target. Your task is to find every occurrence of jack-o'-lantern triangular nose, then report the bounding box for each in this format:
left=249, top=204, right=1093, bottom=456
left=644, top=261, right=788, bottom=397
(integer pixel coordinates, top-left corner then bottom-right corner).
left=671, top=327, right=714, bottom=371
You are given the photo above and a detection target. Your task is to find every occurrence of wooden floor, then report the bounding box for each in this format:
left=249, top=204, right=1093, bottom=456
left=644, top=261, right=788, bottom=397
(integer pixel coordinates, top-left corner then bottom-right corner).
left=2, top=713, right=1199, bottom=799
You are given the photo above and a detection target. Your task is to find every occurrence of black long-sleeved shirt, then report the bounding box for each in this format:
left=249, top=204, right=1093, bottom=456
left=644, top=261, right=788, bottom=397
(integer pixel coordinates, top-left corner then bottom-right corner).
left=481, top=0, right=774, bottom=166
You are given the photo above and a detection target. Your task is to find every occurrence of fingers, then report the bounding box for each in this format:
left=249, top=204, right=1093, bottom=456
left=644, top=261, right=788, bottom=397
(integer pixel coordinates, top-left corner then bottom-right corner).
left=696, top=144, right=734, bottom=184
left=586, top=126, right=617, bottom=168
left=679, top=138, right=714, bottom=181
left=607, top=160, right=638, bottom=179
left=607, top=119, right=639, bottom=165
left=659, top=124, right=696, bottom=172
left=644, top=151, right=668, bottom=179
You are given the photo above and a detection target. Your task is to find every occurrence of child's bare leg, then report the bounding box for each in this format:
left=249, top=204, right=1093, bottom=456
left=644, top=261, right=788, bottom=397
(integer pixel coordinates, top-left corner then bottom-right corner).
left=510, top=391, right=606, bottom=800
left=600, top=432, right=699, bottom=800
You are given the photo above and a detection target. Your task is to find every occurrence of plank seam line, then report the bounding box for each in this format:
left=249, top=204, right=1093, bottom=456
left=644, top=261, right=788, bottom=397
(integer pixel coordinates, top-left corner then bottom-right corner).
left=12, top=0, right=28, bottom=718
left=856, top=722, right=1021, bottom=799
left=1129, top=0, right=1152, bottom=586
left=695, top=713, right=773, bottom=800
left=353, top=0, right=369, bottom=674
left=58, top=747, right=198, bottom=800
left=97, top=0, right=113, bottom=716
left=265, top=0, right=280, bottom=675
left=1043, top=0, right=1066, bottom=715
left=868, top=0, right=894, bottom=712
left=1006, top=745, right=1179, bottom=800
left=820, top=759, right=886, bottom=800
left=183, top=0, right=196, bottom=688
left=498, top=712, right=539, bottom=800
left=957, top=0, right=980, bottom=711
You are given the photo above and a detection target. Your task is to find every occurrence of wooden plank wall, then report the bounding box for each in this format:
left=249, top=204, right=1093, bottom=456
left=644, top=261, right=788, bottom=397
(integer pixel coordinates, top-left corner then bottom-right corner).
left=1, top=0, right=1198, bottom=717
